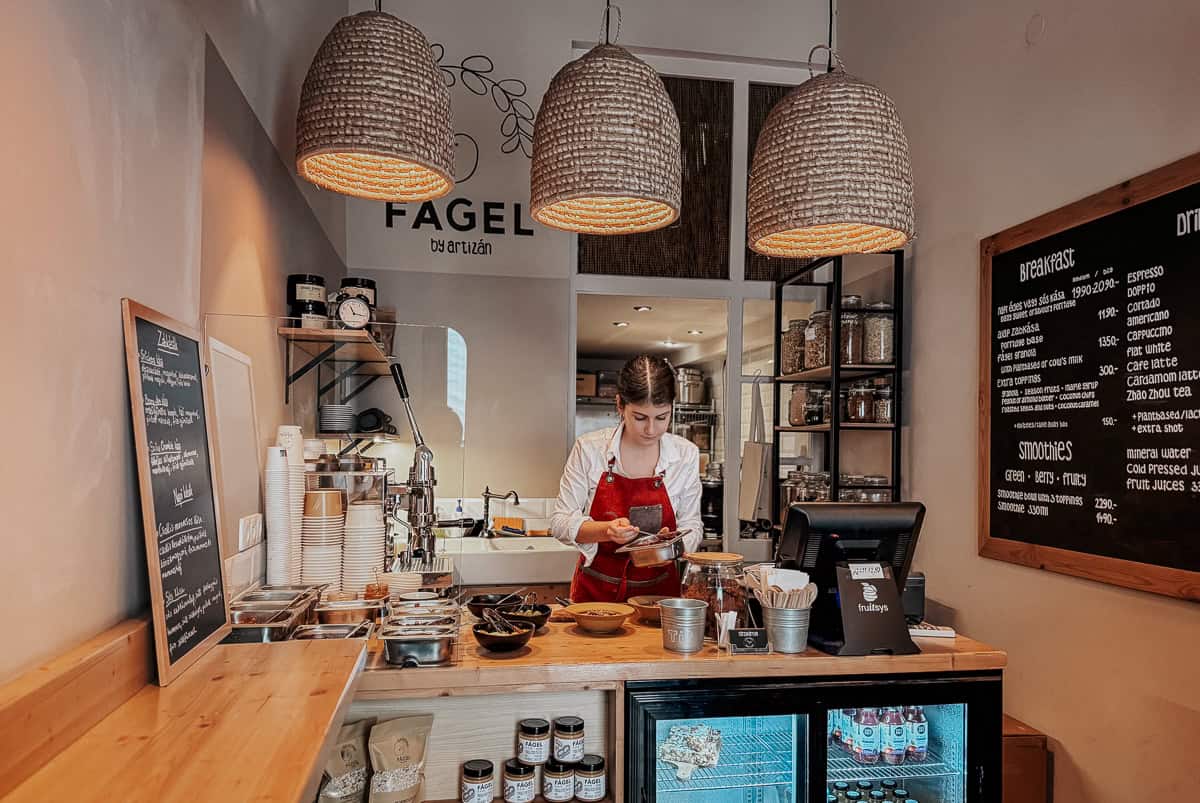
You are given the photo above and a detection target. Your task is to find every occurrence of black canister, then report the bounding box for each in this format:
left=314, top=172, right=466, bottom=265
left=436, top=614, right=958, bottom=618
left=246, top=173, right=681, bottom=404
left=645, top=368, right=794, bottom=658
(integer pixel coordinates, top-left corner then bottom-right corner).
left=292, top=299, right=328, bottom=329
left=287, top=273, right=326, bottom=315
left=340, top=276, right=378, bottom=307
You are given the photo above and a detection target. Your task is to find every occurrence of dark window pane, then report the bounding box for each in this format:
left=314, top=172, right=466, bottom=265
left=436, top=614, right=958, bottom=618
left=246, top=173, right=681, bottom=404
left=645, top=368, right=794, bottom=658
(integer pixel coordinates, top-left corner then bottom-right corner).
left=579, top=76, right=732, bottom=279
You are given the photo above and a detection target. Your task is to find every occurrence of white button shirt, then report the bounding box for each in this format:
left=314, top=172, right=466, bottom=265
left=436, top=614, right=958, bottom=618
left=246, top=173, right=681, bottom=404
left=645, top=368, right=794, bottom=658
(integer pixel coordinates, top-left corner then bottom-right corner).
left=550, top=424, right=703, bottom=567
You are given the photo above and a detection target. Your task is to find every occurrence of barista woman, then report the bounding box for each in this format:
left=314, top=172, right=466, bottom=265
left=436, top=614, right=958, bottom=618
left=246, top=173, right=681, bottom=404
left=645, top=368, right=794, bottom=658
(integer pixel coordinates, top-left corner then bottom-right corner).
left=551, top=355, right=703, bottom=603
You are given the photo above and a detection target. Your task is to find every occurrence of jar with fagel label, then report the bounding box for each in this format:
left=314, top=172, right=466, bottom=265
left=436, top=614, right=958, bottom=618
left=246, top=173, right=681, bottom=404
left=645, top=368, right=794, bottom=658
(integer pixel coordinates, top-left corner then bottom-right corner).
left=294, top=299, right=328, bottom=330
left=288, top=273, right=326, bottom=313
left=552, top=716, right=585, bottom=763
left=340, top=276, right=377, bottom=307
left=461, top=759, right=494, bottom=803
left=502, top=759, right=535, bottom=803
left=541, top=758, right=575, bottom=802
left=574, top=754, right=606, bottom=801
left=516, top=718, right=550, bottom=765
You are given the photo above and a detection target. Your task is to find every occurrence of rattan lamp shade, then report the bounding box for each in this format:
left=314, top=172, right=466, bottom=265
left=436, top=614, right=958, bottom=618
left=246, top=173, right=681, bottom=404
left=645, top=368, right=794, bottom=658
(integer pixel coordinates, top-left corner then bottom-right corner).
left=296, top=11, right=453, bottom=202
left=747, top=62, right=914, bottom=257
left=530, top=44, right=681, bottom=235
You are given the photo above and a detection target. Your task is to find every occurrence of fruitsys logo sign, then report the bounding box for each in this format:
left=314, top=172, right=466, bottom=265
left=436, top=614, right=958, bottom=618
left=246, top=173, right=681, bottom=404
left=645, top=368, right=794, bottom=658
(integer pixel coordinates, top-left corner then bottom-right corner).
left=381, top=46, right=539, bottom=259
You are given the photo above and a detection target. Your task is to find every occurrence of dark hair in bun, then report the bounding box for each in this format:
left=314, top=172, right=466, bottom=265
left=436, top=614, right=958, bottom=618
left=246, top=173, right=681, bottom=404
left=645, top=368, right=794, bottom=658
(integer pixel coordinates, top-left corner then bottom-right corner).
left=616, top=355, right=676, bottom=407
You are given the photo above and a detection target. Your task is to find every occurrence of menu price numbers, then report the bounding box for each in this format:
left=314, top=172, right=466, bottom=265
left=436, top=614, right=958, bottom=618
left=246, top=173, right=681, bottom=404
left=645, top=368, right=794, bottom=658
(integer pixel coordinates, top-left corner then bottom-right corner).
left=1098, top=305, right=1119, bottom=321
left=1094, top=497, right=1118, bottom=526
left=1098, top=335, right=1121, bottom=349
left=1072, top=277, right=1118, bottom=300
left=1099, top=364, right=1117, bottom=377
left=1102, top=416, right=1117, bottom=427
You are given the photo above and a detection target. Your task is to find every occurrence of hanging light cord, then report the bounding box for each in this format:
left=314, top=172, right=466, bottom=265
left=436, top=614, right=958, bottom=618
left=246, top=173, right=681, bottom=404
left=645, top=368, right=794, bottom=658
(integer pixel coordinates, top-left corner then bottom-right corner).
left=826, top=0, right=834, bottom=72
left=375, top=0, right=382, bottom=11
left=600, top=1, right=622, bottom=45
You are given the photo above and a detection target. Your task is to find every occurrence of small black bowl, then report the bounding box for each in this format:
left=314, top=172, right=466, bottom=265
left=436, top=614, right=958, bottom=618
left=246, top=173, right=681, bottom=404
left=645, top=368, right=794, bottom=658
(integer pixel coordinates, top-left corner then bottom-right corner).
left=472, top=620, right=535, bottom=652
left=466, top=593, right=522, bottom=619
left=499, top=603, right=552, bottom=631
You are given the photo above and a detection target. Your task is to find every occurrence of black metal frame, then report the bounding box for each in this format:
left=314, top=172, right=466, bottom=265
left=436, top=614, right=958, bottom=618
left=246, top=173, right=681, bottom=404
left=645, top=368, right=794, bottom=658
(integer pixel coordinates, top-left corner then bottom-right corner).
left=771, top=251, right=906, bottom=523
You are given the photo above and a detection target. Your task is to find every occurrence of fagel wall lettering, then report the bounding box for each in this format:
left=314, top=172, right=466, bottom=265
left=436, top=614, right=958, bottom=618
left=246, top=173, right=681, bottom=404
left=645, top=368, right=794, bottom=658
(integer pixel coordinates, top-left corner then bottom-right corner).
left=386, top=200, right=535, bottom=236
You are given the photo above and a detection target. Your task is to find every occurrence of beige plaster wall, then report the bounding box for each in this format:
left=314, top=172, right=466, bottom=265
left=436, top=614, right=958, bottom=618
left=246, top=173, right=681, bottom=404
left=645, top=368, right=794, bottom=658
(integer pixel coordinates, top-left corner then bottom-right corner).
left=0, top=2, right=345, bottom=682
left=839, top=1, right=1200, bottom=799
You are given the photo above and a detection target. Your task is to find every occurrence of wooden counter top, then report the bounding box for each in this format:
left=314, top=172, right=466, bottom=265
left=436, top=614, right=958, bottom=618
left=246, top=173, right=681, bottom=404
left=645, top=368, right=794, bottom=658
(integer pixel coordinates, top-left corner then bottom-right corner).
left=358, top=617, right=1005, bottom=698
left=5, top=639, right=366, bottom=803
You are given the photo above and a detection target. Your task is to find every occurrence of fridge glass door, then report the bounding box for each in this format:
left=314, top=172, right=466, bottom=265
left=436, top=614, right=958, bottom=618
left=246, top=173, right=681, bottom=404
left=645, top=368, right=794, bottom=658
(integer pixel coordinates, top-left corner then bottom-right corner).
left=654, top=714, right=803, bottom=803
left=826, top=703, right=966, bottom=803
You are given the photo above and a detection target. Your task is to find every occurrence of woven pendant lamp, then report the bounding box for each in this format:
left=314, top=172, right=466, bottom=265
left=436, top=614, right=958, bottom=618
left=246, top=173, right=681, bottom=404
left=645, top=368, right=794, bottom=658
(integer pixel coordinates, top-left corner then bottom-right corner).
left=295, top=7, right=453, bottom=202
left=530, top=6, right=681, bottom=235
left=747, top=47, right=914, bottom=257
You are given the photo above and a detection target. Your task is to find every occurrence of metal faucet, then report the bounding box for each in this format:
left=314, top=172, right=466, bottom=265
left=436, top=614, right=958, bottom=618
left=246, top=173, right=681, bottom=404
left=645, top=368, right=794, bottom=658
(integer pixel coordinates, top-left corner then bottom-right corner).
left=480, top=486, right=521, bottom=537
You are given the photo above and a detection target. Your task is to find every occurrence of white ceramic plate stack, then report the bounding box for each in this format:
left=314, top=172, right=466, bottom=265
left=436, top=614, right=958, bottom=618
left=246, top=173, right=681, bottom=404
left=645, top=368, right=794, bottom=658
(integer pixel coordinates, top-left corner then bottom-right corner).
left=341, top=501, right=387, bottom=593
left=301, top=489, right=345, bottom=589
left=263, top=446, right=293, bottom=585
left=277, top=426, right=306, bottom=583
left=378, top=572, right=423, bottom=602
left=319, top=404, right=355, bottom=434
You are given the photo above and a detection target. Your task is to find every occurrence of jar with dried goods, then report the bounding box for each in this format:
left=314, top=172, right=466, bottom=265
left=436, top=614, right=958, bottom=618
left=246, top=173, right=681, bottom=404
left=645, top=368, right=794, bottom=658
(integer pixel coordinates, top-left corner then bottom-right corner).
left=805, top=311, right=831, bottom=369
left=864, top=302, right=894, bottom=364
left=681, top=552, right=747, bottom=639
left=873, top=386, right=894, bottom=424
left=781, top=319, right=808, bottom=375
left=788, top=384, right=810, bottom=426
left=840, top=311, right=864, bottom=365
left=847, top=383, right=875, bottom=423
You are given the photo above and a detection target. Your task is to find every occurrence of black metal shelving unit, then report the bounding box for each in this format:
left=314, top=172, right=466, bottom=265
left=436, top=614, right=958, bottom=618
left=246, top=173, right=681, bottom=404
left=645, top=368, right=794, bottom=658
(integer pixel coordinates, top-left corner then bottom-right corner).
left=771, top=251, right=905, bottom=525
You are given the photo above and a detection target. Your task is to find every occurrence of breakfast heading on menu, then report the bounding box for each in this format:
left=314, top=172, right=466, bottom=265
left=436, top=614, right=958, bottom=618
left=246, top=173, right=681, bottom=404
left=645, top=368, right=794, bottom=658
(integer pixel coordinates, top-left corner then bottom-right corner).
left=1018, top=247, right=1075, bottom=282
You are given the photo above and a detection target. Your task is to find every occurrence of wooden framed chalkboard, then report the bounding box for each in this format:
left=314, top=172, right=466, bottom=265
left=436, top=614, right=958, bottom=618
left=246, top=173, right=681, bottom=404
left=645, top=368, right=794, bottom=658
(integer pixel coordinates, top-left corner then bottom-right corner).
left=979, top=154, right=1200, bottom=601
left=122, top=299, right=231, bottom=684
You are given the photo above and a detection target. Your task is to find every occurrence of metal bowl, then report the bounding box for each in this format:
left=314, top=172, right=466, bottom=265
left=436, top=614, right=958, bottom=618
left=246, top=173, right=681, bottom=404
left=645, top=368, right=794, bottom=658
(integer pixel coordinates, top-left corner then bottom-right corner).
left=615, top=531, right=688, bottom=567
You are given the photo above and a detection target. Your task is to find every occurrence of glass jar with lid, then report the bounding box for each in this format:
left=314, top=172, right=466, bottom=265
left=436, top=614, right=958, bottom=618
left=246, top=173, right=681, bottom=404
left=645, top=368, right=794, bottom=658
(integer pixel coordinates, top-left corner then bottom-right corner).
left=805, top=311, right=831, bottom=369
left=781, top=318, right=808, bottom=376
left=824, top=387, right=850, bottom=423
left=781, top=470, right=805, bottom=511
left=861, top=476, right=892, bottom=502
left=788, top=384, right=810, bottom=426
left=811, top=472, right=831, bottom=501
left=864, top=302, right=895, bottom=364
left=841, top=294, right=864, bottom=310
left=681, top=552, right=747, bottom=640
left=847, top=382, right=876, bottom=423
left=805, top=391, right=825, bottom=425
left=873, top=386, right=894, bottom=424
left=840, top=311, right=864, bottom=365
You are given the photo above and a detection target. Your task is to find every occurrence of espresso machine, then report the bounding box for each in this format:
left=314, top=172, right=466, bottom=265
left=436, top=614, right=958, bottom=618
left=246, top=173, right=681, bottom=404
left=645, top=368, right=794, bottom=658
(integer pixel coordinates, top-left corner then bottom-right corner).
left=385, top=361, right=475, bottom=590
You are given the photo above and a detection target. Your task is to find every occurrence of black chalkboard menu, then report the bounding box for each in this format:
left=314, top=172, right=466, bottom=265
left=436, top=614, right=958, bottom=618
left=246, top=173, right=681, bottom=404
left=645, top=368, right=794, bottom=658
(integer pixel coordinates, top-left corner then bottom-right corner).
left=122, top=299, right=230, bottom=684
left=980, top=155, right=1200, bottom=601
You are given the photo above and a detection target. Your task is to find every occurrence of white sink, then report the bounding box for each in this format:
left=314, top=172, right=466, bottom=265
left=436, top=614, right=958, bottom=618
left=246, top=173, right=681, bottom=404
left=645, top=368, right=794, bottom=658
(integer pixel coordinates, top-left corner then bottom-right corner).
left=443, top=537, right=579, bottom=585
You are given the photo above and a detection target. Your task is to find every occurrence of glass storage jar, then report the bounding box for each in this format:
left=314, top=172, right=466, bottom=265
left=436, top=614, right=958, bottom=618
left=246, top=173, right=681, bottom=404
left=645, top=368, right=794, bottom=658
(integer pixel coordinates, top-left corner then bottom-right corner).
left=861, top=476, right=892, bottom=502
left=788, top=384, right=810, bottom=426
left=824, top=387, right=849, bottom=423
left=873, top=386, right=894, bottom=424
left=840, top=311, right=864, bottom=365
left=681, top=552, right=747, bottom=640
left=810, top=472, right=831, bottom=501
left=781, top=318, right=807, bottom=375
left=553, top=716, right=586, bottom=763
left=517, top=718, right=551, bottom=765
left=864, top=302, right=895, bottom=364
left=502, top=759, right=535, bottom=803
left=541, top=758, right=574, bottom=802
left=461, top=759, right=495, bottom=803
left=805, top=311, right=831, bottom=369
left=841, top=294, right=864, bottom=310
left=574, top=754, right=607, bottom=802
left=847, top=383, right=876, bottom=423
left=781, top=470, right=805, bottom=511
left=805, top=391, right=825, bottom=425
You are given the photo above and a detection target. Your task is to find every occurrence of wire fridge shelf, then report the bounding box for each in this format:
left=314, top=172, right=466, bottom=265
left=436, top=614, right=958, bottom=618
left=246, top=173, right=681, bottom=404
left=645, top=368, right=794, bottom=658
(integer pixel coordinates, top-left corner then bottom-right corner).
left=827, top=747, right=958, bottom=783
left=656, top=730, right=796, bottom=795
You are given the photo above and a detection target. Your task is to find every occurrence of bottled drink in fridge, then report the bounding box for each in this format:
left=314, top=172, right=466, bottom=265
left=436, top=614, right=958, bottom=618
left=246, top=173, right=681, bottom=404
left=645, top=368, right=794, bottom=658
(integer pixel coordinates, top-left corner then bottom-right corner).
left=856, top=780, right=873, bottom=795
left=881, top=707, right=907, bottom=765
left=905, top=705, right=929, bottom=761
left=831, top=781, right=851, bottom=801
left=831, top=709, right=843, bottom=747
left=892, top=788, right=909, bottom=801
left=880, top=779, right=898, bottom=799
left=841, top=709, right=857, bottom=753
left=852, top=708, right=881, bottom=765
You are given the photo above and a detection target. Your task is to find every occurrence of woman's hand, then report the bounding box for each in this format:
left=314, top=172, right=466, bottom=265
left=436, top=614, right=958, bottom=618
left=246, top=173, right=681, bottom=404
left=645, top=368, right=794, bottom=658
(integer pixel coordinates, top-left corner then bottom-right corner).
left=606, top=517, right=638, bottom=544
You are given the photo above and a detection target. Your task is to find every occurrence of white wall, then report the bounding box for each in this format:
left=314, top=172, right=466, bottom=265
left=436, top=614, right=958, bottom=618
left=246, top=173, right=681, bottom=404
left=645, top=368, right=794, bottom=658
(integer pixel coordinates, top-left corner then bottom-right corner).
left=0, top=1, right=346, bottom=682
left=840, top=2, right=1200, bottom=800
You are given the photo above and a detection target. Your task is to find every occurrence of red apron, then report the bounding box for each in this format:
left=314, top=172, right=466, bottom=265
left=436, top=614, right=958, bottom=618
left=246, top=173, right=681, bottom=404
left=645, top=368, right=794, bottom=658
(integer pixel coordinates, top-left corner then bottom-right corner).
left=569, top=458, right=681, bottom=603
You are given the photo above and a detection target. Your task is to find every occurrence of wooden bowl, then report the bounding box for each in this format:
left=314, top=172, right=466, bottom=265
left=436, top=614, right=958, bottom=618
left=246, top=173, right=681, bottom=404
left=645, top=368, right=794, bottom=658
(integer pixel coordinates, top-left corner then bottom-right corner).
left=627, top=595, right=667, bottom=624
left=564, top=602, right=635, bottom=634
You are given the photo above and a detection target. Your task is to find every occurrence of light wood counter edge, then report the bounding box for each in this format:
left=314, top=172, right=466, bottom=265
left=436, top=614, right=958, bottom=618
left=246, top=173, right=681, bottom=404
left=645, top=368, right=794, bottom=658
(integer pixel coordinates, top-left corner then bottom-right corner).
left=357, top=626, right=1006, bottom=697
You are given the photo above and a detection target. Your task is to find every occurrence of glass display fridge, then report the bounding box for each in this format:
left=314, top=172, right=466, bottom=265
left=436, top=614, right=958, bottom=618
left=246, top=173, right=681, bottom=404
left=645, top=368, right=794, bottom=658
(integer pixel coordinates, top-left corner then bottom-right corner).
left=626, top=674, right=1002, bottom=803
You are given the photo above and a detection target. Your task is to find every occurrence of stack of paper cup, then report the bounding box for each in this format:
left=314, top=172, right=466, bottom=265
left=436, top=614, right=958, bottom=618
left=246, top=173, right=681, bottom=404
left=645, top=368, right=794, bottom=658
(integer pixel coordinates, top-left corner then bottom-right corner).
left=301, top=489, right=345, bottom=589
left=277, top=425, right=306, bottom=584
left=264, top=447, right=293, bottom=585
left=342, top=501, right=387, bottom=593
